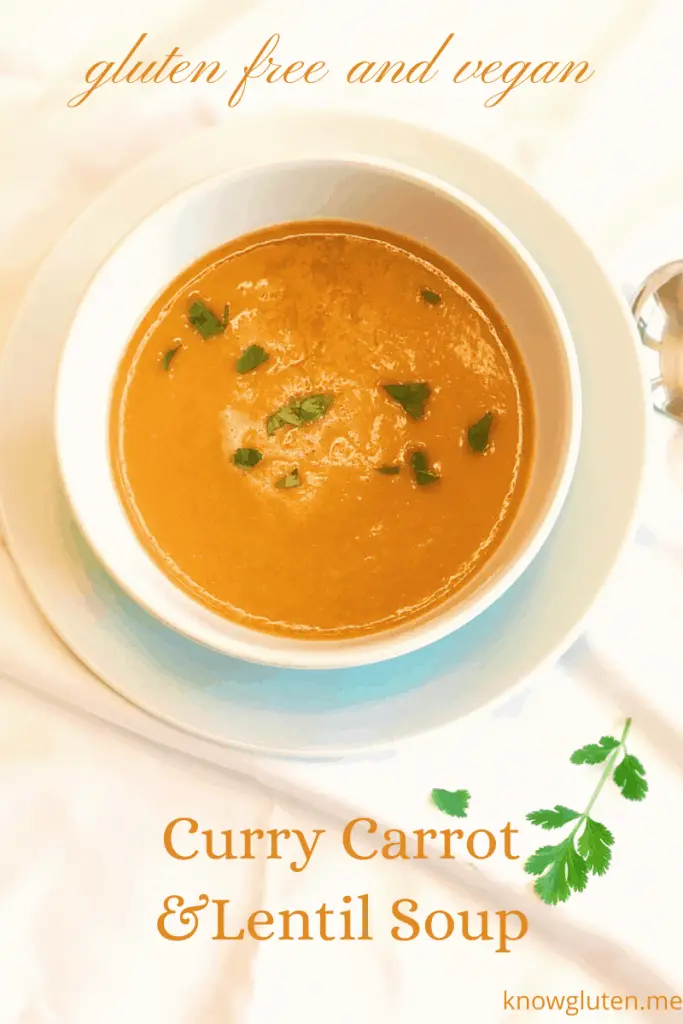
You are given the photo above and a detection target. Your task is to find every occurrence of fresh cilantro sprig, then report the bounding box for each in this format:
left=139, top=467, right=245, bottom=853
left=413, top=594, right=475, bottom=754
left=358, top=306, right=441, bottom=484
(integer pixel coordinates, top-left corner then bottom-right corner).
left=525, top=717, right=647, bottom=905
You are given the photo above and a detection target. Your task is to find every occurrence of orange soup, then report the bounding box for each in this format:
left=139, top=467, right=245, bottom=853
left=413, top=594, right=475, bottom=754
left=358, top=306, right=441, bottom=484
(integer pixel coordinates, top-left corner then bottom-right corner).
left=110, top=221, right=534, bottom=638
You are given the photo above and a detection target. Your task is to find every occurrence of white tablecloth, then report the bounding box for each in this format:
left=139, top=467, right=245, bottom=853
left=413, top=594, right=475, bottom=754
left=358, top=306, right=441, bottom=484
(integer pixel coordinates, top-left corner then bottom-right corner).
left=2, top=1, right=683, bottom=1020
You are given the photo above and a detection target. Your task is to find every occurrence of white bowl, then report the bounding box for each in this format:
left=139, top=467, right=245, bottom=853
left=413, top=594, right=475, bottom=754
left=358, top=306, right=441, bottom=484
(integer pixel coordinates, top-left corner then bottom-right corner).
left=55, top=156, right=581, bottom=670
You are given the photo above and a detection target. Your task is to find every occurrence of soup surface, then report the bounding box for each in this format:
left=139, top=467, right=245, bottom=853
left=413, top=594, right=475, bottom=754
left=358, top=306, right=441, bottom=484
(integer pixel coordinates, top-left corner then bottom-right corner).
left=111, top=221, right=534, bottom=638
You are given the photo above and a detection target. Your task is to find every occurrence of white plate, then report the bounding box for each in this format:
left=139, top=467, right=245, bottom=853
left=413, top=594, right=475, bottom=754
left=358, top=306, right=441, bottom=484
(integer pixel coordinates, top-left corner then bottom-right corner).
left=0, top=111, right=648, bottom=757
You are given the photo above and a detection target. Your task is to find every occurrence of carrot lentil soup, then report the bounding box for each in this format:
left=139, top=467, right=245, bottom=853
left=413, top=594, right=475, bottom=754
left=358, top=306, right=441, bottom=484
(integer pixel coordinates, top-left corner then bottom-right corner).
left=110, top=221, right=534, bottom=638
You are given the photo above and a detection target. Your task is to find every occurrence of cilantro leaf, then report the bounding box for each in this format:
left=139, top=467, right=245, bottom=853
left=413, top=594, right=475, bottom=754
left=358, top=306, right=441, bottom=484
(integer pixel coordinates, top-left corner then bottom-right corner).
left=525, top=843, right=564, bottom=875
left=275, top=469, right=301, bottom=489
left=577, top=818, right=614, bottom=875
left=236, top=344, right=268, bottom=374
left=533, top=862, right=571, bottom=906
left=525, top=838, right=588, bottom=905
left=267, top=394, right=333, bottom=436
left=613, top=754, right=648, bottom=801
left=526, top=805, right=581, bottom=830
left=376, top=465, right=400, bottom=475
left=188, top=299, right=229, bottom=339
left=421, top=288, right=441, bottom=305
left=161, top=345, right=181, bottom=371
left=233, top=448, right=263, bottom=469
left=431, top=788, right=470, bottom=818
left=565, top=843, right=589, bottom=893
left=570, top=735, right=620, bottom=765
left=383, top=382, right=431, bottom=420
left=410, top=450, right=440, bottom=486
left=467, top=412, right=494, bottom=453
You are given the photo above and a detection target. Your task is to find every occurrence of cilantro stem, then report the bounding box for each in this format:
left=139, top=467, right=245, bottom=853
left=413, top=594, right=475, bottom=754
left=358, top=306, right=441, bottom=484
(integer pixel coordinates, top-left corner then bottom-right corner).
left=569, top=718, right=632, bottom=838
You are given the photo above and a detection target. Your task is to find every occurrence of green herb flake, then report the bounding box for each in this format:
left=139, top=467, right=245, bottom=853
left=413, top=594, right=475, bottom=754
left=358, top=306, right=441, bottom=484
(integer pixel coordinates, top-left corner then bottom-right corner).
left=233, top=448, right=263, bottom=469
left=383, top=382, right=431, bottom=420
left=267, top=407, right=301, bottom=436
left=376, top=465, right=400, bottom=475
left=275, top=468, right=301, bottom=489
left=267, top=394, right=333, bottom=436
left=161, top=345, right=181, bottom=371
left=524, top=718, right=647, bottom=905
left=467, top=412, right=494, bottom=453
left=236, top=344, right=269, bottom=374
left=188, top=299, right=229, bottom=340
left=431, top=788, right=470, bottom=818
left=421, top=288, right=442, bottom=306
left=410, top=450, right=440, bottom=486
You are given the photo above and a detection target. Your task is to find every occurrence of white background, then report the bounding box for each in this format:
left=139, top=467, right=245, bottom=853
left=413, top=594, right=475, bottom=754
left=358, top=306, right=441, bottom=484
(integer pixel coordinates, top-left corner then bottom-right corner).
left=1, top=1, right=683, bottom=1020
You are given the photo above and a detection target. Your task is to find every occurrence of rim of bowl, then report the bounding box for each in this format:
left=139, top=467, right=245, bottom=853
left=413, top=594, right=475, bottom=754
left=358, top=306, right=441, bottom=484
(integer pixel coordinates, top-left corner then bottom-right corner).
left=54, top=153, right=582, bottom=670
